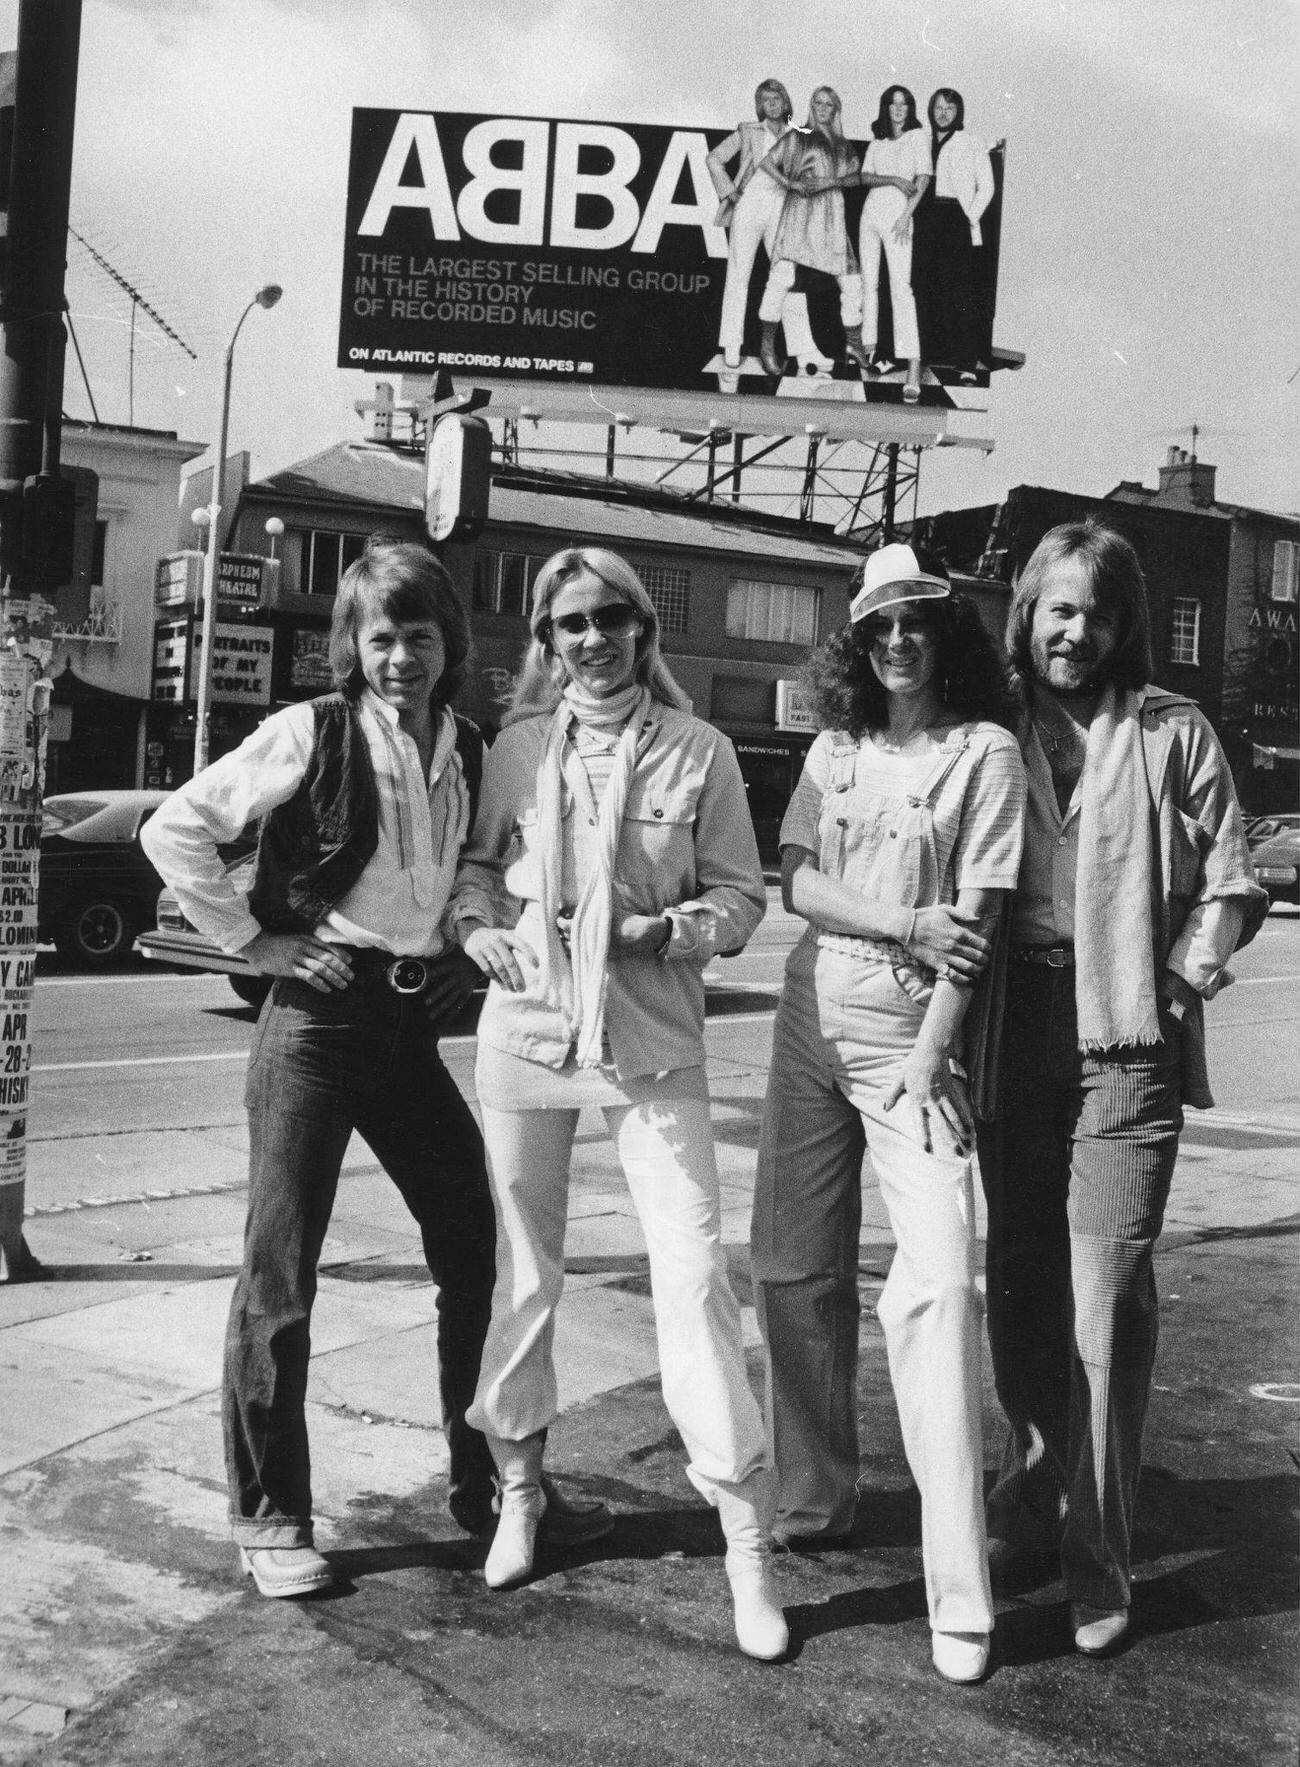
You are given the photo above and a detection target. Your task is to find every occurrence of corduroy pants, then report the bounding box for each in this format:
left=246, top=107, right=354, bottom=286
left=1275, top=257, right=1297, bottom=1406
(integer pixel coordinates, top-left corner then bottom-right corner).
left=977, top=962, right=1184, bottom=1609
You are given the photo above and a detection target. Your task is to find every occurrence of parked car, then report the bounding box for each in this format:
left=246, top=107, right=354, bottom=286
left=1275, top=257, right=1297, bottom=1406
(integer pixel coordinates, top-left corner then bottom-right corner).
left=134, top=852, right=272, bottom=1009
left=39, top=789, right=172, bottom=966
left=1249, top=824, right=1300, bottom=906
left=1245, top=811, right=1299, bottom=851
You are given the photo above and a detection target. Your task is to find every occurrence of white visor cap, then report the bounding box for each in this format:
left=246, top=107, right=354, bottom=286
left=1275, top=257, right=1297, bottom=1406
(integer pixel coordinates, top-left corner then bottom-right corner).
left=849, top=542, right=950, bottom=622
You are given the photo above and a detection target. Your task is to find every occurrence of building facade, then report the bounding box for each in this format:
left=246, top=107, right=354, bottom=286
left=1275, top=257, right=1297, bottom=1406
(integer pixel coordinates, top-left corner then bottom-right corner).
left=912, top=448, right=1300, bottom=811
left=145, top=441, right=870, bottom=858
left=49, top=422, right=205, bottom=794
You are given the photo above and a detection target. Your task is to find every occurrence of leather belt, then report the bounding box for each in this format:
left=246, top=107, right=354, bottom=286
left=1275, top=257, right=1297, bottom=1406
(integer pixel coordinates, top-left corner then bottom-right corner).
left=341, top=947, right=439, bottom=995
left=1011, top=943, right=1075, bottom=969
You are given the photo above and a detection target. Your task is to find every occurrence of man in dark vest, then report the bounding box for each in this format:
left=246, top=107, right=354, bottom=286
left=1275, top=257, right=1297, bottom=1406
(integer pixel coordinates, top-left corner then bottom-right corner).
left=144, top=538, right=609, bottom=1597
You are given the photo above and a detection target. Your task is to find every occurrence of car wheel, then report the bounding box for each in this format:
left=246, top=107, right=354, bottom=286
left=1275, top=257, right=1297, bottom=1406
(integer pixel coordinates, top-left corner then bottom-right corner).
left=54, top=898, right=136, bottom=966
left=228, top=974, right=272, bottom=1009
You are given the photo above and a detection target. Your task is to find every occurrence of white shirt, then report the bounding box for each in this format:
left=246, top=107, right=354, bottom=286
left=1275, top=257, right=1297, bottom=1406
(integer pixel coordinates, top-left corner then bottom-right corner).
left=1013, top=725, right=1245, bottom=997
left=930, top=129, right=995, bottom=230
left=140, top=691, right=468, bottom=958
left=864, top=129, right=932, bottom=187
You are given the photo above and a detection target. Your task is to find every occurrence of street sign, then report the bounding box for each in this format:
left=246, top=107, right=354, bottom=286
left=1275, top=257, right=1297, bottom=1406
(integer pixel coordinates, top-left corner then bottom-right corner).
left=425, top=412, right=491, bottom=543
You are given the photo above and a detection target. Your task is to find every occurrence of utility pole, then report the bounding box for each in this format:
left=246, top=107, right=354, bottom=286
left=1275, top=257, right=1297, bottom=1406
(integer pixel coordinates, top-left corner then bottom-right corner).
left=0, top=0, right=83, bottom=1281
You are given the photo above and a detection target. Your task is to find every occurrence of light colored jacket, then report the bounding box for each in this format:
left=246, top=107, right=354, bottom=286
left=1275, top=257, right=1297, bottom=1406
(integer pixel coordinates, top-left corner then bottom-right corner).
left=706, top=119, right=794, bottom=202
left=450, top=702, right=765, bottom=1079
left=981, top=687, right=1266, bottom=1113
left=1139, top=688, right=1266, bottom=1104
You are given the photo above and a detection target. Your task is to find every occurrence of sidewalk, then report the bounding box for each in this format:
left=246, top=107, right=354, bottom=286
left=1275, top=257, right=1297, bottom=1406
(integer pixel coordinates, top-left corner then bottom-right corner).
left=1, top=992, right=1296, bottom=1765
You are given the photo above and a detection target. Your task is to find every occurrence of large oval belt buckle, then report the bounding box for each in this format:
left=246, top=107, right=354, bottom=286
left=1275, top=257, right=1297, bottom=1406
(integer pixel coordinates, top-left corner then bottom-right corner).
left=386, top=956, right=431, bottom=995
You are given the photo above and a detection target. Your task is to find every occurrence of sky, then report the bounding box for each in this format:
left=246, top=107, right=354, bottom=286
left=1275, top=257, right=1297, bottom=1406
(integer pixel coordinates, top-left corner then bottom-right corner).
left=7, top=0, right=1298, bottom=526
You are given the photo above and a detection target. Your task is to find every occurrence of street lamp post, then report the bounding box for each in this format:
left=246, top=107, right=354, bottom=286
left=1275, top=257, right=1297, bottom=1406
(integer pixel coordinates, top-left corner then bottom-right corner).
left=192, top=284, right=282, bottom=774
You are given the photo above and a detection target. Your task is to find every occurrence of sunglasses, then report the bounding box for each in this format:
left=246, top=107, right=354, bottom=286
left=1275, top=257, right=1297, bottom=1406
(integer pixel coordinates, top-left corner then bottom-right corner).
left=545, top=603, right=642, bottom=640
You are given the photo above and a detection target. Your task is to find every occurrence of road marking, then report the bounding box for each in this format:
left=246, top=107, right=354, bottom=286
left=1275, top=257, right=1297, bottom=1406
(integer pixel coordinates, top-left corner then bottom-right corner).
left=33, top=1051, right=250, bottom=1073
left=1249, top=1383, right=1300, bottom=1403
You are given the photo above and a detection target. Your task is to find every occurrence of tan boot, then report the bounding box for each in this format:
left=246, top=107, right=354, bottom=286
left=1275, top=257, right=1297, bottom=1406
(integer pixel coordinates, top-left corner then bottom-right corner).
left=759, top=323, right=785, bottom=378
left=715, top=1472, right=789, bottom=1662
left=484, top=1432, right=546, bottom=1589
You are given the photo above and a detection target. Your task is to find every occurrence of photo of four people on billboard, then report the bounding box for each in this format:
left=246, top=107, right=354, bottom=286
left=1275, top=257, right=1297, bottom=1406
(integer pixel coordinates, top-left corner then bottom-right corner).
left=705, top=79, right=1002, bottom=406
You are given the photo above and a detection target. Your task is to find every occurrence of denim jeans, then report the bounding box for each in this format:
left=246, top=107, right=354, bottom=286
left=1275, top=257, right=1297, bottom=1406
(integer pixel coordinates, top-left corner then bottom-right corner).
left=977, top=962, right=1184, bottom=1609
left=224, top=965, right=497, bottom=1548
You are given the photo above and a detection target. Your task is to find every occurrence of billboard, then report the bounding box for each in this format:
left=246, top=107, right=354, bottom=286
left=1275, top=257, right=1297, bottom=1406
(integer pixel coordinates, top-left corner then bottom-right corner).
left=338, top=100, right=1006, bottom=412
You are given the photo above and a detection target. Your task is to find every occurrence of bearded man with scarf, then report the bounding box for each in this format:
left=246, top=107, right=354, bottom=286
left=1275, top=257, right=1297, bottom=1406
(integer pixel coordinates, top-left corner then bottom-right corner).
left=449, top=546, right=787, bottom=1662
left=977, top=519, right=1265, bottom=1658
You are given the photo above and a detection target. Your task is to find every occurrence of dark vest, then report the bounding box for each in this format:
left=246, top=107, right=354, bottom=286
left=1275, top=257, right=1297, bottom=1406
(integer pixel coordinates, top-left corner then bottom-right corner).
left=247, top=693, right=484, bottom=935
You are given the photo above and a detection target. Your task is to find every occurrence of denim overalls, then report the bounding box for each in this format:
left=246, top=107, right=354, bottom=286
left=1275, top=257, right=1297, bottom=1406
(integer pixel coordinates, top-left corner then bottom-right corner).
left=751, top=730, right=995, bottom=1634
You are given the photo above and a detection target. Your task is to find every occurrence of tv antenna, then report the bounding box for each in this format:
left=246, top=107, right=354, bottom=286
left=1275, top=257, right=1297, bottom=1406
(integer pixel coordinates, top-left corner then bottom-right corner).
left=68, top=226, right=199, bottom=425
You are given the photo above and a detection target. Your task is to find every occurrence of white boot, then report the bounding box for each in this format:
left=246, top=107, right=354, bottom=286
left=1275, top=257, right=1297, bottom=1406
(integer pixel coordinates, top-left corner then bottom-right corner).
left=715, top=1472, right=789, bottom=1662
left=484, top=1432, right=546, bottom=1590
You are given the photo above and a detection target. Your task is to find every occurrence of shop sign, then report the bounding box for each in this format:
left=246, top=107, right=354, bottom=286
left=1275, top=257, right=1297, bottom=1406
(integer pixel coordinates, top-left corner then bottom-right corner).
left=152, top=620, right=191, bottom=703
left=218, top=553, right=269, bottom=609
left=155, top=552, right=204, bottom=609
left=153, top=621, right=274, bottom=706
left=775, top=679, right=817, bottom=734
left=290, top=627, right=333, bottom=692
left=194, top=624, right=274, bottom=707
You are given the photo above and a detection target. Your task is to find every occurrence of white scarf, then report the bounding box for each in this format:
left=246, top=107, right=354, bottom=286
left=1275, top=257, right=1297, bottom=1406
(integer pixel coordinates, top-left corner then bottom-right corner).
left=536, top=682, right=650, bottom=1066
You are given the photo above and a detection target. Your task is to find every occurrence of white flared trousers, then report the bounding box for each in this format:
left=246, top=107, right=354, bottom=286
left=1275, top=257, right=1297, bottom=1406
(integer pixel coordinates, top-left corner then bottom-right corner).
left=469, top=1087, right=769, bottom=1505
left=760, top=256, right=863, bottom=330
left=859, top=193, right=921, bottom=361
left=751, top=943, right=993, bottom=1633
left=719, top=179, right=816, bottom=358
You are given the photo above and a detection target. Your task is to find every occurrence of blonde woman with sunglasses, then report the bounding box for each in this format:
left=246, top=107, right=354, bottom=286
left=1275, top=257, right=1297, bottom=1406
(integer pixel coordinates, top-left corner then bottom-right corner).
left=449, top=547, right=786, bottom=1661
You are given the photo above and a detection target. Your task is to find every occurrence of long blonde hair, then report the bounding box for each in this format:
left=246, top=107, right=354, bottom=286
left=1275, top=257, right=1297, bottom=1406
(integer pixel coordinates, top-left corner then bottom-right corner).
left=505, top=546, right=692, bottom=725
left=803, top=86, right=856, bottom=177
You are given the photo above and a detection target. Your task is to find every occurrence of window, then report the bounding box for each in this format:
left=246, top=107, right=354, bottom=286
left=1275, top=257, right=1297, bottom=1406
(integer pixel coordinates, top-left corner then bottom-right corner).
left=473, top=551, right=544, bottom=616
left=300, top=530, right=366, bottom=597
left=640, top=564, right=691, bottom=636
left=1271, top=538, right=1298, bottom=604
left=726, top=579, right=819, bottom=646
left=1170, top=598, right=1201, bottom=666
left=91, top=519, right=108, bottom=587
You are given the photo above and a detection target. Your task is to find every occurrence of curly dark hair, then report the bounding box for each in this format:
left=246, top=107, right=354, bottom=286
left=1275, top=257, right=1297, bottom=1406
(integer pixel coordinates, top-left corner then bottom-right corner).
left=804, top=590, right=1019, bottom=740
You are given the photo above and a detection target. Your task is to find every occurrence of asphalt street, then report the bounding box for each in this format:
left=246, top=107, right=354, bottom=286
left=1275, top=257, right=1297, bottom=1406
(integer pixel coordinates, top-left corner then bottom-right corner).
left=0, top=895, right=1296, bottom=1766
